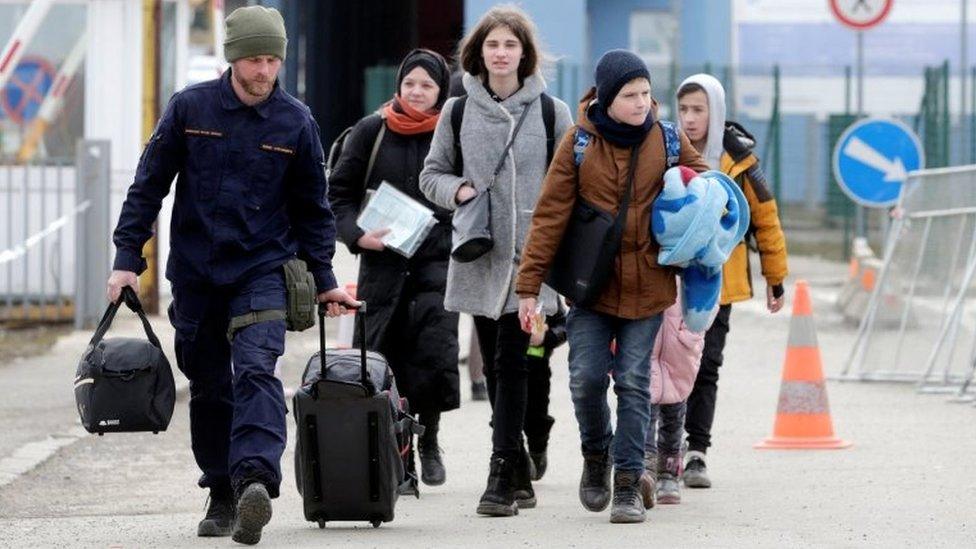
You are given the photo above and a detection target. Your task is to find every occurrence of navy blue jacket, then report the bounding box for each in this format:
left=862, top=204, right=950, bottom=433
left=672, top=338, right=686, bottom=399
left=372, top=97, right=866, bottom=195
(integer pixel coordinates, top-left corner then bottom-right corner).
left=112, top=71, right=338, bottom=293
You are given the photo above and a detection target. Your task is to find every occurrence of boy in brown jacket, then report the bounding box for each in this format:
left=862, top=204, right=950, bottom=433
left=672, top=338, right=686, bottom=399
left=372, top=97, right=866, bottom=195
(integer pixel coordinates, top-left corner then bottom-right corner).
left=516, top=50, right=707, bottom=523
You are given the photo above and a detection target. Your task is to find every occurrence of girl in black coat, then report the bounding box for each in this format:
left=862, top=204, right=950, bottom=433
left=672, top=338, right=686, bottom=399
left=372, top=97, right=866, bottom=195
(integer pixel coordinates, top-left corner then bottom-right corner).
left=328, top=49, right=458, bottom=487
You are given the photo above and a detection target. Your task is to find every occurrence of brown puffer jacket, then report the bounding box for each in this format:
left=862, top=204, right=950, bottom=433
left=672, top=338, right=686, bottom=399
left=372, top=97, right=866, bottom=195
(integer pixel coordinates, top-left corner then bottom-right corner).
left=516, top=90, right=709, bottom=320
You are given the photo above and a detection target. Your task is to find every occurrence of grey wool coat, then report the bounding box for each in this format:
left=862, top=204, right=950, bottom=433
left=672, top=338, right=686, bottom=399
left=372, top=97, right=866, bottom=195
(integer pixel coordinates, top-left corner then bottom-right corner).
left=420, top=73, right=572, bottom=319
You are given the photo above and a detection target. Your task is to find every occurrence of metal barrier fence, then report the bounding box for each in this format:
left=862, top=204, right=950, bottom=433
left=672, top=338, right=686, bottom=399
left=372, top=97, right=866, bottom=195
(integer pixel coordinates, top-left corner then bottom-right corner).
left=842, top=165, right=976, bottom=402
left=0, top=140, right=110, bottom=328
left=0, top=159, right=77, bottom=324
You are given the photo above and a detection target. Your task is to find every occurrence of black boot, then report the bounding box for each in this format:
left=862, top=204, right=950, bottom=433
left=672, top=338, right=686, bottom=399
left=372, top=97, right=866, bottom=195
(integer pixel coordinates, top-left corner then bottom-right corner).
left=579, top=451, right=612, bottom=512
left=527, top=415, right=555, bottom=481
left=419, top=412, right=446, bottom=486
left=197, top=488, right=235, bottom=537
left=231, top=482, right=272, bottom=545
left=476, top=456, right=518, bottom=517
left=512, top=448, right=536, bottom=509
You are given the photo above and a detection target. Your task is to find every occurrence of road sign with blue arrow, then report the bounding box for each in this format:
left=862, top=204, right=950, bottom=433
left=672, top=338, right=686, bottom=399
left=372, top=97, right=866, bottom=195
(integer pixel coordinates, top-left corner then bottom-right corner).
left=832, top=118, right=924, bottom=208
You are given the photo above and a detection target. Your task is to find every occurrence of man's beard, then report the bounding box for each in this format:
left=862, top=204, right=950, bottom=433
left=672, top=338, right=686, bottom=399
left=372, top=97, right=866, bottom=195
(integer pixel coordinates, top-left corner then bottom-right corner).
left=236, top=74, right=272, bottom=98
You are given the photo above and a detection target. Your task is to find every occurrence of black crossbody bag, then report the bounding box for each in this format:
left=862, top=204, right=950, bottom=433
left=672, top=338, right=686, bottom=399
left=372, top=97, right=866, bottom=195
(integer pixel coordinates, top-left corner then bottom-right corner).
left=546, top=143, right=639, bottom=307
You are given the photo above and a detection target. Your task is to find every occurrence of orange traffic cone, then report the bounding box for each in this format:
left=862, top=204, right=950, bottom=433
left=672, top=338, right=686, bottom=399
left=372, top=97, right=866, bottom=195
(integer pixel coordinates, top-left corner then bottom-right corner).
left=755, top=280, right=852, bottom=450
left=335, top=283, right=358, bottom=349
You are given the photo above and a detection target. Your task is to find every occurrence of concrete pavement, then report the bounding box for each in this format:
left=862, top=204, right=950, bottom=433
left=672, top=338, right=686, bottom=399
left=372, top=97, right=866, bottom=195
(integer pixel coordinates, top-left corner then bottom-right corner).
left=1, top=253, right=974, bottom=547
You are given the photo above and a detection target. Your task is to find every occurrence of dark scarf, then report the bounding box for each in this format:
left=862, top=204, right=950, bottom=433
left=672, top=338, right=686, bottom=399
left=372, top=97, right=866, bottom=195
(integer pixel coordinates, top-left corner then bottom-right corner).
left=587, top=101, right=654, bottom=148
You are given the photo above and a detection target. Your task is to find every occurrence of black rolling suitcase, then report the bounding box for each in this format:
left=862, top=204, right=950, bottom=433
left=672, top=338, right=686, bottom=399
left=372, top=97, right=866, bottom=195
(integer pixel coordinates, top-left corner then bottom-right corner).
left=293, top=302, right=423, bottom=529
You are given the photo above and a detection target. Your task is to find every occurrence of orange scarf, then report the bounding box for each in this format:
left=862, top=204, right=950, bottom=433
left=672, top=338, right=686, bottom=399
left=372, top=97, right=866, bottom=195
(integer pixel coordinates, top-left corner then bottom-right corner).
left=382, top=95, right=439, bottom=135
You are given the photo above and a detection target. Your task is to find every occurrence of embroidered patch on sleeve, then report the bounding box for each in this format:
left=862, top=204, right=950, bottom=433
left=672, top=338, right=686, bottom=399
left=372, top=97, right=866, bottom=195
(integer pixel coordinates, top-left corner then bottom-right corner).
left=260, top=144, right=295, bottom=155
left=185, top=128, right=223, bottom=137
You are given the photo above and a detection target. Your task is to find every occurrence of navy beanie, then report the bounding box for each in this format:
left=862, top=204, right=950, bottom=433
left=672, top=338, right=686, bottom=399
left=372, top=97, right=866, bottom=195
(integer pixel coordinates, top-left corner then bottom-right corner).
left=594, top=49, right=651, bottom=106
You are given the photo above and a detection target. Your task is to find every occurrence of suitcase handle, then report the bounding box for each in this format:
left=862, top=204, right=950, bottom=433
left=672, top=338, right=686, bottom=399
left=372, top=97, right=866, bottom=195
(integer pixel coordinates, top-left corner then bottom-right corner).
left=317, top=301, right=374, bottom=394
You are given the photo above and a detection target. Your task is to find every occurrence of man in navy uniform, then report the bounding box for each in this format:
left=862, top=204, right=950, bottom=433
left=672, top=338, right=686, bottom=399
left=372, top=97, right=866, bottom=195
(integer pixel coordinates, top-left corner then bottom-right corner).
left=107, top=6, right=356, bottom=545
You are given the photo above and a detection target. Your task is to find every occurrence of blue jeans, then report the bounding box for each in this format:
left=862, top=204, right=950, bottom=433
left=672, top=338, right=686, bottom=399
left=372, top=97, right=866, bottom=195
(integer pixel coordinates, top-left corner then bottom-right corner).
left=566, top=307, right=662, bottom=473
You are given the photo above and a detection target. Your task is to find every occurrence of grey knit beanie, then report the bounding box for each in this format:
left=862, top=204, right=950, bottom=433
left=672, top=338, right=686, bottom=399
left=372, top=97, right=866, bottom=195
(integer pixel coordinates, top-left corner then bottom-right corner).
left=224, top=6, right=287, bottom=62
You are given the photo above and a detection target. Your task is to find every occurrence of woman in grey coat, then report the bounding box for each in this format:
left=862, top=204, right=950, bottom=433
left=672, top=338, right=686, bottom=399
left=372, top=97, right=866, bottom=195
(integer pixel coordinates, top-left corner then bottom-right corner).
left=419, top=5, right=572, bottom=517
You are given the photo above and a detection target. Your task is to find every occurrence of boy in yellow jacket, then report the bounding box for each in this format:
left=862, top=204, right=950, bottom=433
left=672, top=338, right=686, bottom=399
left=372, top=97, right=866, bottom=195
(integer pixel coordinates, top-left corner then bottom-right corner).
left=675, top=74, right=789, bottom=488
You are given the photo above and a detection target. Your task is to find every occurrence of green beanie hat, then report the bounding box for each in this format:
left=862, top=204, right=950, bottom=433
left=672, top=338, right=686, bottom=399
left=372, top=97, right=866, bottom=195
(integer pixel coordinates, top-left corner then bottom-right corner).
left=224, top=6, right=287, bottom=62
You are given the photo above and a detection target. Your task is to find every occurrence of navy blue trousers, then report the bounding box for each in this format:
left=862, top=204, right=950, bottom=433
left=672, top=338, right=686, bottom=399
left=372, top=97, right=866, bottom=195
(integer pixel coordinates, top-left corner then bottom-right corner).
left=168, top=269, right=287, bottom=498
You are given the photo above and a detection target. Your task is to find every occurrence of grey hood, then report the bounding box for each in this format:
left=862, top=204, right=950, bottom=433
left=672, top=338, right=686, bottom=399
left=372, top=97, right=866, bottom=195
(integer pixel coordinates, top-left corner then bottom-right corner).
left=676, top=73, right=726, bottom=170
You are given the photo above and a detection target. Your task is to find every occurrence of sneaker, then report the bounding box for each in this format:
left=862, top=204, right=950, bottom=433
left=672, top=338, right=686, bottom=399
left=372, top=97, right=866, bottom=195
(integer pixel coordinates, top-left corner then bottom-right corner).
left=476, top=457, right=518, bottom=517
left=656, top=454, right=682, bottom=504
left=197, top=490, right=235, bottom=537
left=419, top=444, right=446, bottom=486
left=683, top=450, right=711, bottom=488
left=232, top=482, right=272, bottom=545
left=471, top=380, right=489, bottom=401
left=609, top=470, right=646, bottom=523
left=579, top=451, right=612, bottom=512
left=512, top=450, right=536, bottom=509
left=638, top=452, right=656, bottom=509
left=528, top=450, right=548, bottom=481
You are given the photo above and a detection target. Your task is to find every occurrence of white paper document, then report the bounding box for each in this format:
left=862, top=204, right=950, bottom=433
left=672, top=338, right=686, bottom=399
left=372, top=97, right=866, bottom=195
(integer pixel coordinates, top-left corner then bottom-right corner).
left=356, top=182, right=437, bottom=258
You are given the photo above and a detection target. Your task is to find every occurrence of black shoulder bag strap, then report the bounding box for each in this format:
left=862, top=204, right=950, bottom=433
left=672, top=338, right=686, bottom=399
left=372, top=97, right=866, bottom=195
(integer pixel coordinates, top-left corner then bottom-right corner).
left=451, top=95, right=468, bottom=177
left=612, top=144, right=641, bottom=235
left=487, top=105, right=533, bottom=190
left=540, top=93, right=556, bottom=168
left=88, top=286, right=162, bottom=350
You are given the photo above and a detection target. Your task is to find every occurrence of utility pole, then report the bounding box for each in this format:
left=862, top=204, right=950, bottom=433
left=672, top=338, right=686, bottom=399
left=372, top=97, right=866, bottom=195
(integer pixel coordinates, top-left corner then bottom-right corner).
left=140, top=0, right=160, bottom=314
left=963, top=0, right=969, bottom=163
left=855, top=31, right=866, bottom=238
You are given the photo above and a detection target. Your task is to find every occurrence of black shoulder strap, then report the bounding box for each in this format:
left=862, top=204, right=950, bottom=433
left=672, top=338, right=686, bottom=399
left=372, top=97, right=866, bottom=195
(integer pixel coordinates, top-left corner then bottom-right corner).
left=451, top=95, right=468, bottom=177
left=363, top=121, right=386, bottom=186
left=540, top=93, right=555, bottom=168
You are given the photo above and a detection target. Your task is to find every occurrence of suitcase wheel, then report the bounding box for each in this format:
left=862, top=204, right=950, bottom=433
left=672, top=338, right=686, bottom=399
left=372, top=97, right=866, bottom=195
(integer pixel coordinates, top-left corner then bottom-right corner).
left=97, top=432, right=104, bottom=437
left=371, top=520, right=381, bottom=529
left=317, top=520, right=326, bottom=529
left=152, top=431, right=158, bottom=435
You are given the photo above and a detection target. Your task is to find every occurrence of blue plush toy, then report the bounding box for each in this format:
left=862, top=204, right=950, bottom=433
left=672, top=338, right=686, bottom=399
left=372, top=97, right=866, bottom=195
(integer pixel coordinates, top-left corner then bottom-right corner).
left=652, top=166, right=750, bottom=332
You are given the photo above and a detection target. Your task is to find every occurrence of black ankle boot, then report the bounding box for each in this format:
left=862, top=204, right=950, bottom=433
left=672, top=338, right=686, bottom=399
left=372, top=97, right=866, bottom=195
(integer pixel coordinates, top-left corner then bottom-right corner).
left=197, top=488, right=235, bottom=537
left=476, top=456, right=518, bottom=517
left=579, top=451, right=612, bottom=512
left=527, top=415, right=554, bottom=481
left=418, top=412, right=445, bottom=486
left=512, top=448, right=536, bottom=509
left=232, top=482, right=272, bottom=545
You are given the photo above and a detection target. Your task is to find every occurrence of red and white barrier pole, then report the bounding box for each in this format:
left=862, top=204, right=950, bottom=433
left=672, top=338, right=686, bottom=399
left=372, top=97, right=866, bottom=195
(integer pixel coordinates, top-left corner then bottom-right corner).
left=0, top=0, right=55, bottom=92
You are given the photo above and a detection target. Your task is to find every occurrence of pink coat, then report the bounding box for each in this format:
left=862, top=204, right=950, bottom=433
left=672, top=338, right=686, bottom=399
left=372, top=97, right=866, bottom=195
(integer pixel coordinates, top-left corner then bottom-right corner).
left=651, top=301, right=705, bottom=405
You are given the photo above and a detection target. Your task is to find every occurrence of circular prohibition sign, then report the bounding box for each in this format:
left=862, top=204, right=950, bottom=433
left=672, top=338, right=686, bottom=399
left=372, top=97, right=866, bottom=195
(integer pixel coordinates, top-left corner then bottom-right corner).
left=829, top=0, right=894, bottom=31
left=1, top=55, right=56, bottom=126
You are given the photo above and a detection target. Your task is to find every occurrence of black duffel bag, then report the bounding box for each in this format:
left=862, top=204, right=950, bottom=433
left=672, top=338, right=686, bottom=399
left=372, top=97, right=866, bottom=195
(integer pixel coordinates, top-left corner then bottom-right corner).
left=74, top=286, right=175, bottom=435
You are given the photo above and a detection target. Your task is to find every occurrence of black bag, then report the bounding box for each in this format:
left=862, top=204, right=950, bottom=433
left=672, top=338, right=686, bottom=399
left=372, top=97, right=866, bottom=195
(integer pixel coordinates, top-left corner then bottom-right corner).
left=450, top=100, right=534, bottom=263
left=293, top=302, right=424, bottom=529
left=74, top=287, right=175, bottom=435
left=546, top=143, right=640, bottom=307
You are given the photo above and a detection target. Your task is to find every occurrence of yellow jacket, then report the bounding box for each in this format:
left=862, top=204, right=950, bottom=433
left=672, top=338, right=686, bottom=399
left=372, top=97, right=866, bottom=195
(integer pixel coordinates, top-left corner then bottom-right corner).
left=719, top=151, right=788, bottom=304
